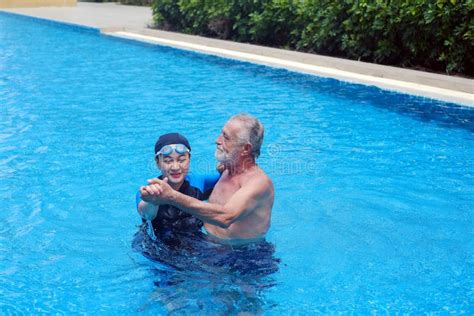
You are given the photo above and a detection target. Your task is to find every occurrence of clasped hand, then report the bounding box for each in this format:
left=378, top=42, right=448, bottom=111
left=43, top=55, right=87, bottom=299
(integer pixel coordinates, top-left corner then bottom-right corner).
left=139, top=177, right=174, bottom=205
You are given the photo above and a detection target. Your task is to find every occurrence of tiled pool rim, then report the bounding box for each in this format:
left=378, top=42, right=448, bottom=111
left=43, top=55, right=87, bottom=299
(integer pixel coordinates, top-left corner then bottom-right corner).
left=1, top=7, right=472, bottom=107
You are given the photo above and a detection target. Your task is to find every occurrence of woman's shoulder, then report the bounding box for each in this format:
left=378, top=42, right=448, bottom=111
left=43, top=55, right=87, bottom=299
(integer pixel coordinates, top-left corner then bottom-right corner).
left=186, top=172, right=221, bottom=193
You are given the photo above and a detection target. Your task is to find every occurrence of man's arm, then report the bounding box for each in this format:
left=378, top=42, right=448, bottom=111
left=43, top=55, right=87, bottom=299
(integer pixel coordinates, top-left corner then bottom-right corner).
left=148, top=176, right=271, bottom=228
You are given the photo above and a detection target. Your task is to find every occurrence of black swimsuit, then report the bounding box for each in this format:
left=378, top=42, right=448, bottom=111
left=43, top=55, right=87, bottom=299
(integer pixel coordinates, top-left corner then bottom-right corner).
left=143, top=177, right=207, bottom=247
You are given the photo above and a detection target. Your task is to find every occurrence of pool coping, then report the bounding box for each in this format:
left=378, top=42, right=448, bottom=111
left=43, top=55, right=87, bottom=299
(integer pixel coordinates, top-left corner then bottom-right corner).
left=105, top=29, right=474, bottom=107
left=1, top=4, right=473, bottom=107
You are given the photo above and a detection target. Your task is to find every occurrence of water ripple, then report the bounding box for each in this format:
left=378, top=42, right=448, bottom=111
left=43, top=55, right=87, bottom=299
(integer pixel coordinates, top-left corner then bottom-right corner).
left=1, top=11, right=473, bottom=314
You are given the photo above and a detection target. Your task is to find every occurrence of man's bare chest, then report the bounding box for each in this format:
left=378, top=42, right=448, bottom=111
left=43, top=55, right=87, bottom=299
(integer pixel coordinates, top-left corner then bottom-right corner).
left=209, top=176, right=241, bottom=205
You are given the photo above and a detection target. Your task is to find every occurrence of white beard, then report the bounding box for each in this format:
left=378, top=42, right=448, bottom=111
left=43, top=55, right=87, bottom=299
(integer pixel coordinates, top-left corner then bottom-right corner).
left=215, top=148, right=227, bottom=162
left=215, top=147, right=238, bottom=163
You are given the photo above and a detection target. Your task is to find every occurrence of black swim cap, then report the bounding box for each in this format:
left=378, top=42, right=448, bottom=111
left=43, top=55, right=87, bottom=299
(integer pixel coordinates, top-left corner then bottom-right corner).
left=154, top=133, right=191, bottom=155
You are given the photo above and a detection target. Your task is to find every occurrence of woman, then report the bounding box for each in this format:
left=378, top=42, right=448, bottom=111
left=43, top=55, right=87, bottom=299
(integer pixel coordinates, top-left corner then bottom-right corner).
left=136, top=132, right=219, bottom=246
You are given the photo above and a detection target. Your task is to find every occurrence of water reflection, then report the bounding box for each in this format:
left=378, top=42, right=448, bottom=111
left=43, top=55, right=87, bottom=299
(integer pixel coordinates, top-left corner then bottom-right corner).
left=132, top=227, right=280, bottom=315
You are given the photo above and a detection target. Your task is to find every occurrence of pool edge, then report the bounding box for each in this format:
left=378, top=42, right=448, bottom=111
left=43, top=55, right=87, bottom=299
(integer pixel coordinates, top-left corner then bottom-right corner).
left=1, top=7, right=472, bottom=108
left=103, top=30, right=474, bottom=108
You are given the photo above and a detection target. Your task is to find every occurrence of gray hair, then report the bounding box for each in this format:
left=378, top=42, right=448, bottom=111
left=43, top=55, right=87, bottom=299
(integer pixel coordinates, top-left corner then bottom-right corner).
left=230, top=113, right=264, bottom=159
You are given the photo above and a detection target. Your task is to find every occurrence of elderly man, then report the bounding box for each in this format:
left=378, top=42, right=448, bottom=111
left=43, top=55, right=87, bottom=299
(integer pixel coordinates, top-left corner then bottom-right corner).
left=140, top=113, right=274, bottom=244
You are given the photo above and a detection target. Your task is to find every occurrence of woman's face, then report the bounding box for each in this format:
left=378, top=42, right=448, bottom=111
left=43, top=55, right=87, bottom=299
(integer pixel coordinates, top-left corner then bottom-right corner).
left=156, top=151, right=190, bottom=188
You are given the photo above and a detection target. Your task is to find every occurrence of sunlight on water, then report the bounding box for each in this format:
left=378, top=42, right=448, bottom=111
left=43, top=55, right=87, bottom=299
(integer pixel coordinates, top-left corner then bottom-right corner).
left=1, top=12, right=473, bottom=314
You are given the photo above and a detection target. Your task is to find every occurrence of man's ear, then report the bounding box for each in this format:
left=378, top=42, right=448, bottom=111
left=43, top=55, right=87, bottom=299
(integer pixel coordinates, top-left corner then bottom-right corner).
left=242, top=143, right=252, bottom=156
left=155, top=157, right=161, bottom=167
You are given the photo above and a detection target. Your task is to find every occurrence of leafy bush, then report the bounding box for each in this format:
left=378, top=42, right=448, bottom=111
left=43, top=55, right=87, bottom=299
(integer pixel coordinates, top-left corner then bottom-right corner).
left=151, top=0, right=474, bottom=76
left=247, top=0, right=300, bottom=47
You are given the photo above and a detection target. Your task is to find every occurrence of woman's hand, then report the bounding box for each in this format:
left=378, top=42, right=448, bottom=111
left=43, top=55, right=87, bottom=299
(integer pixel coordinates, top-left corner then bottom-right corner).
left=146, top=177, right=175, bottom=203
left=140, top=184, right=159, bottom=204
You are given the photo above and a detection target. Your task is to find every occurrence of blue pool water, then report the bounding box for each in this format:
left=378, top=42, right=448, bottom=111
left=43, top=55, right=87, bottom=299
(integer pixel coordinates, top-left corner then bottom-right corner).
left=1, top=12, right=473, bottom=314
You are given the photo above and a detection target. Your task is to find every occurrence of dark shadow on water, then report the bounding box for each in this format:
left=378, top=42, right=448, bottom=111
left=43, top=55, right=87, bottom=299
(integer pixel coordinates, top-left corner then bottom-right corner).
left=207, top=62, right=474, bottom=133
left=332, top=82, right=474, bottom=133
left=6, top=9, right=470, bottom=133
left=132, top=227, right=280, bottom=315
left=139, top=46, right=474, bottom=133
left=112, top=38, right=473, bottom=133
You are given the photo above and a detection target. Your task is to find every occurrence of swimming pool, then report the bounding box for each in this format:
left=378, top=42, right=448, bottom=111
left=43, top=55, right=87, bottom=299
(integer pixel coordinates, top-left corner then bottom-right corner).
left=1, top=12, right=473, bottom=314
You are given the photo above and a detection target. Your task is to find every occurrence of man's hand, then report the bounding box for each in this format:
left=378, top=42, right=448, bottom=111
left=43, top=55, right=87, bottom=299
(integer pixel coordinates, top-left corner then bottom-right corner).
left=146, top=177, right=175, bottom=203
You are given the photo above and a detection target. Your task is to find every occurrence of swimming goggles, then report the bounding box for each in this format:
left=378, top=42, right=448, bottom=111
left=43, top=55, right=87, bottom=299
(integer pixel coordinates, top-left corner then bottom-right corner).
left=155, top=144, right=190, bottom=157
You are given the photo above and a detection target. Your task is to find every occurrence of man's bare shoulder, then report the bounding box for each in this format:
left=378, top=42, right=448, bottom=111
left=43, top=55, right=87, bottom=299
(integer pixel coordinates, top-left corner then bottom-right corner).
left=241, top=166, right=274, bottom=194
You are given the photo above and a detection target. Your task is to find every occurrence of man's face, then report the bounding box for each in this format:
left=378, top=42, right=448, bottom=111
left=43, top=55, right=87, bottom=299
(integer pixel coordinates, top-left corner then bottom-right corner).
left=215, top=119, right=242, bottom=164
left=157, top=151, right=190, bottom=186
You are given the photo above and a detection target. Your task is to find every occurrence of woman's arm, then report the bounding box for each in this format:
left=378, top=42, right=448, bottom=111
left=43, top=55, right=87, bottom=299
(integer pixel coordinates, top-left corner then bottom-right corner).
left=136, top=186, right=160, bottom=220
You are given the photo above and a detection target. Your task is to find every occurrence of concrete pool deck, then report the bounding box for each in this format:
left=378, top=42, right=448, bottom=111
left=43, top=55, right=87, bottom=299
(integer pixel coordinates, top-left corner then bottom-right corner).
left=2, top=2, right=473, bottom=107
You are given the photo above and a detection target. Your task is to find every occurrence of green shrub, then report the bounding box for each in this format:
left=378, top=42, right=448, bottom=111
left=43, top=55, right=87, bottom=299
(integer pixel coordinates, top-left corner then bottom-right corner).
left=152, top=0, right=184, bottom=30
left=248, top=0, right=300, bottom=47
left=296, top=0, right=349, bottom=56
left=151, top=0, right=474, bottom=76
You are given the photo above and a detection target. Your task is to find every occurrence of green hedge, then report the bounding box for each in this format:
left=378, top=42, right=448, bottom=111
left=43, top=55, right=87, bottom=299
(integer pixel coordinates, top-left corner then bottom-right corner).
left=152, top=0, right=474, bottom=76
